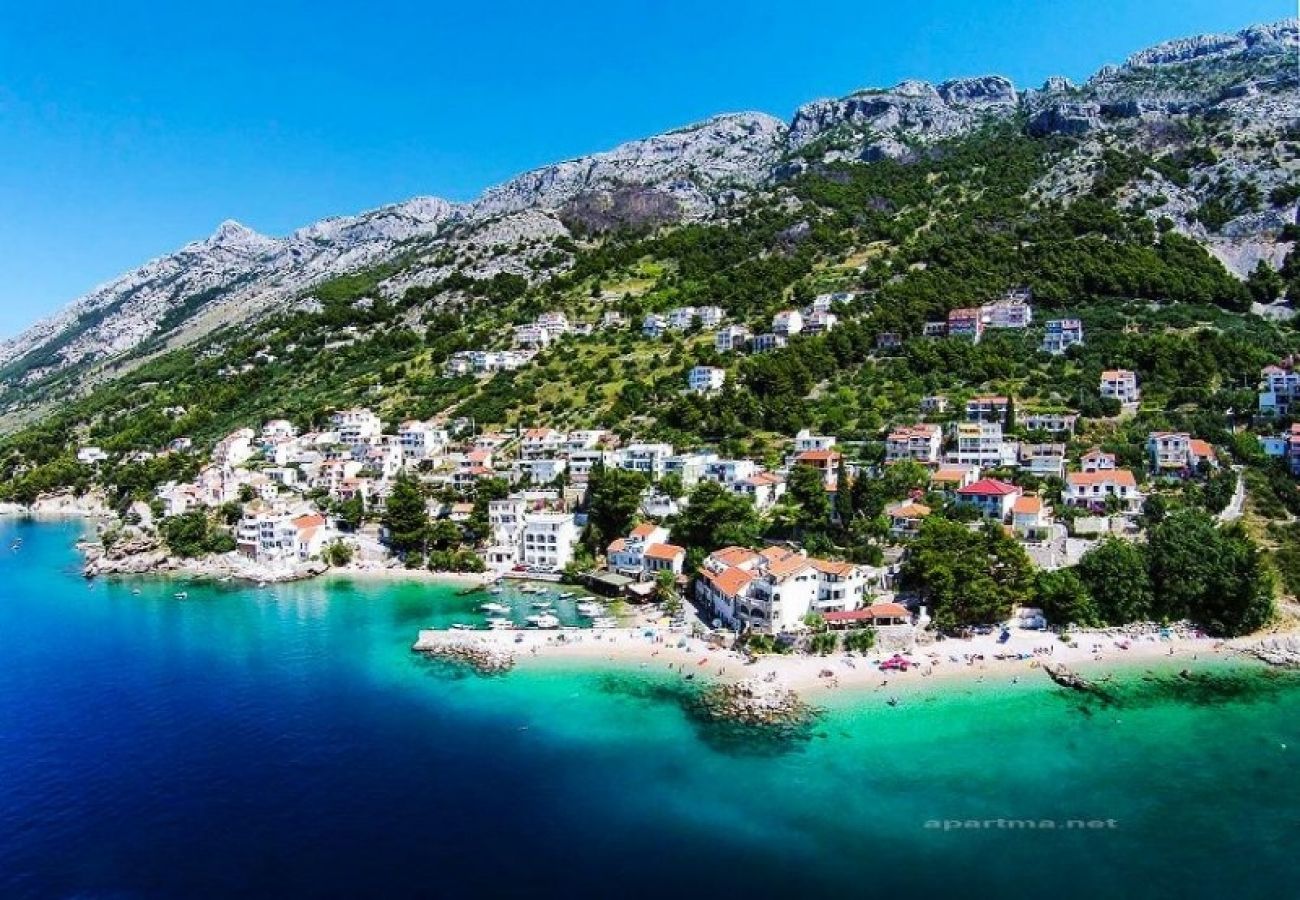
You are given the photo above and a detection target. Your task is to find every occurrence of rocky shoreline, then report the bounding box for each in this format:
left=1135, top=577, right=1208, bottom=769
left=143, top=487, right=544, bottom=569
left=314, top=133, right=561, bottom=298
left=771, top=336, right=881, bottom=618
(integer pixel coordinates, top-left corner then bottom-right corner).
left=412, top=632, right=516, bottom=674
left=1239, top=635, right=1300, bottom=668
left=80, top=534, right=327, bottom=584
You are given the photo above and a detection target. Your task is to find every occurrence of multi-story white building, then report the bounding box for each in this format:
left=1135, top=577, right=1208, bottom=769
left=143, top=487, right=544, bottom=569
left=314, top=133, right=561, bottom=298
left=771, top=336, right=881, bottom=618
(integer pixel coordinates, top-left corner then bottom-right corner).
left=1041, top=319, right=1084, bottom=355
left=536, top=312, right=570, bottom=338
left=1021, top=411, right=1078, bottom=435
left=261, top=420, right=299, bottom=444
left=751, top=333, right=787, bottom=353
left=1259, top=365, right=1300, bottom=417
left=696, top=546, right=872, bottom=634
left=772, top=310, right=804, bottom=337
left=947, top=308, right=984, bottom=342
left=688, top=366, right=726, bottom=394
left=77, top=447, right=110, bottom=465
left=664, top=452, right=718, bottom=489
left=950, top=422, right=1017, bottom=468
left=982, top=297, right=1033, bottom=329
left=715, top=325, right=751, bottom=353
left=1080, top=447, right=1117, bottom=473
left=793, top=429, right=837, bottom=454
left=1019, top=443, right=1067, bottom=479
left=397, top=420, right=447, bottom=461
left=513, top=323, right=551, bottom=349
left=615, top=443, right=675, bottom=480
left=520, top=512, right=577, bottom=571
left=1100, top=369, right=1140, bottom=404
left=731, top=472, right=785, bottom=510
left=955, top=478, right=1023, bottom=520
left=667, top=306, right=697, bottom=330
left=1065, top=470, right=1143, bottom=514
left=705, top=457, right=757, bottom=485
left=213, top=428, right=257, bottom=469
left=965, top=396, right=1010, bottom=423
left=885, top=424, right=943, bottom=465
left=1147, top=433, right=1216, bottom=475
left=804, top=311, right=838, bottom=334
left=697, top=306, right=725, bottom=328
left=520, top=428, right=567, bottom=459
left=919, top=395, right=950, bottom=415
left=566, top=449, right=614, bottom=483
left=642, top=313, right=668, bottom=338
left=331, top=409, right=383, bottom=447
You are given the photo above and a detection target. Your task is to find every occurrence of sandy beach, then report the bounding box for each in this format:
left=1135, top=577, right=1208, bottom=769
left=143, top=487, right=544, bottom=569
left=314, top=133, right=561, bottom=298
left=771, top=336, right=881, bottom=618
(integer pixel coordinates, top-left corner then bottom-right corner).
left=416, top=621, right=1262, bottom=700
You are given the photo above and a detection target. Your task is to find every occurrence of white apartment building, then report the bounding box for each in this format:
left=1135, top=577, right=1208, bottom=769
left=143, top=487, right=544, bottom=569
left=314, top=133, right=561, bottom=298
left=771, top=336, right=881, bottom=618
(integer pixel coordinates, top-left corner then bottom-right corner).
left=615, top=443, right=675, bottom=480
left=950, top=422, right=1017, bottom=468
left=772, top=310, right=804, bottom=337
left=520, top=512, right=577, bottom=571
left=885, top=424, right=943, bottom=465
left=1100, top=369, right=1140, bottom=404
left=688, top=366, right=727, bottom=394
left=397, top=421, right=447, bottom=461
left=1259, top=365, right=1300, bottom=417
left=715, top=325, right=751, bottom=353
left=332, top=409, right=383, bottom=447
left=697, top=306, right=725, bottom=328
left=1041, top=319, right=1084, bottom=355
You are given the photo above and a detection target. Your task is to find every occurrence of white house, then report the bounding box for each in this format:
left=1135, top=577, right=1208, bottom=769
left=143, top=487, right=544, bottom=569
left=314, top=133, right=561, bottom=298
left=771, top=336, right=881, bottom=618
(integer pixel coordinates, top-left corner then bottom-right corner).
left=751, top=333, right=787, bottom=353
left=1100, top=369, right=1140, bottom=404
left=793, top=429, right=837, bottom=454
left=513, top=323, right=552, bottom=349
left=885, top=424, right=942, bottom=465
left=332, top=409, right=383, bottom=447
left=804, top=311, right=838, bottom=334
left=642, top=313, right=668, bottom=338
left=950, top=422, right=1017, bottom=468
left=1259, top=365, right=1300, bottom=416
left=715, top=325, right=751, bottom=353
left=520, top=512, right=577, bottom=571
left=1065, top=470, right=1143, bottom=514
left=731, top=472, right=786, bottom=510
left=615, top=443, right=675, bottom=480
left=520, top=428, right=567, bottom=459
left=397, top=421, right=447, bottom=461
left=77, top=447, right=110, bottom=465
left=688, top=366, right=727, bottom=394
left=955, top=478, right=1022, bottom=520
left=885, top=498, right=931, bottom=537
left=667, top=306, right=697, bottom=330
left=772, top=310, right=804, bottom=337
left=1042, top=319, right=1084, bottom=355
left=697, top=306, right=725, bottom=328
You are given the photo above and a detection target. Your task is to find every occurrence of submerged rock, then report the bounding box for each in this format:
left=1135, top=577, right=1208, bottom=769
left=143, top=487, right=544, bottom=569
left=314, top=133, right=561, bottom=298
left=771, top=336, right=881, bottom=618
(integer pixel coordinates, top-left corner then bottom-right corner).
left=692, top=678, right=816, bottom=727
left=412, top=634, right=516, bottom=675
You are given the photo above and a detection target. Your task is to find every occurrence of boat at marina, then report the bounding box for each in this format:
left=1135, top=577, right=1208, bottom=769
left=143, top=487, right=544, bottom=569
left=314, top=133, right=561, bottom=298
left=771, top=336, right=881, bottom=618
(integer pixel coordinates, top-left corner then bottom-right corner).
left=480, top=602, right=510, bottom=614
left=486, top=618, right=516, bottom=630
left=526, top=613, right=561, bottom=629
left=557, top=592, right=576, bottom=600
left=576, top=601, right=604, bottom=616
left=590, top=617, right=618, bottom=629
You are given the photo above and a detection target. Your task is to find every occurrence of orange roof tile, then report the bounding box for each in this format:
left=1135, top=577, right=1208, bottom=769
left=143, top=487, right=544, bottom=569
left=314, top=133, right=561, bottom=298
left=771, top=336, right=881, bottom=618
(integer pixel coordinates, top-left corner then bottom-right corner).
left=645, top=543, right=686, bottom=561
left=1068, top=469, right=1137, bottom=488
left=1012, top=496, right=1043, bottom=515
left=630, top=522, right=658, bottom=539
left=710, top=546, right=760, bottom=568
left=702, top=566, right=754, bottom=597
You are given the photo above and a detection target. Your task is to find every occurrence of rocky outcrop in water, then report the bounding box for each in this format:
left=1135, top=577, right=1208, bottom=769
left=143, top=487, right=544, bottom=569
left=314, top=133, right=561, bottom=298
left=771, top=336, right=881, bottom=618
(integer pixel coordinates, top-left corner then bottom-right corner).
left=412, top=633, right=516, bottom=674
left=693, top=678, right=816, bottom=727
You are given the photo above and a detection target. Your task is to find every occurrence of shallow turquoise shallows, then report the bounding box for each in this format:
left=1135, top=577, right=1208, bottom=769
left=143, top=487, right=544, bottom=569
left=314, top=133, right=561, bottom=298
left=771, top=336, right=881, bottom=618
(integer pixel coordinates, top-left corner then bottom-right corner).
left=2, top=519, right=1298, bottom=899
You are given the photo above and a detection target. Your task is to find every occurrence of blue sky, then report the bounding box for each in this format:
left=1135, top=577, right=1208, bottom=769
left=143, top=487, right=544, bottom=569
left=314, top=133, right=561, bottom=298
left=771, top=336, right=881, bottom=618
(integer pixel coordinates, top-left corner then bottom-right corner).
left=0, top=0, right=1288, bottom=337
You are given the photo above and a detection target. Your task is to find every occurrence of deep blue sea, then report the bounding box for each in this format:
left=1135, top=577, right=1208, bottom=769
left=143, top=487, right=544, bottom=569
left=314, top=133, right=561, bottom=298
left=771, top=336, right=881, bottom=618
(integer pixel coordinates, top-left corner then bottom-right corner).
left=2, top=519, right=1299, bottom=899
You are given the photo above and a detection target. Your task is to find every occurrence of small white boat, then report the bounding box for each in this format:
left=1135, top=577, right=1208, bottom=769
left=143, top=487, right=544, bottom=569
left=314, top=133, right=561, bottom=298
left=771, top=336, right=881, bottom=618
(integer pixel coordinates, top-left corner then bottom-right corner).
left=557, top=592, right=576, bottom=600
left=591, top=617, right=618, bottom=629
left=480, top=602, right=510, bottom=614
left=530, top=600, right=554, bottom=609
left=526, top=613, right=561, bottom=629
left=577, top=601, right=604, bottom=617
left=450, top=623, right=473, bottom=631
left=486, top=618, right=516, bottom=630
left=174, top=591, right=188, bottom=600
left=489, top=587, right=504, bottom=595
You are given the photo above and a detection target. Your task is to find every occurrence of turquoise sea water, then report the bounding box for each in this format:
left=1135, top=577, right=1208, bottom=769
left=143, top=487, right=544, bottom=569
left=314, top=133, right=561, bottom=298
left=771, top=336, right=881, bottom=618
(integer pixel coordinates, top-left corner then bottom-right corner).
left=2, top=519, right=1298, bottom=899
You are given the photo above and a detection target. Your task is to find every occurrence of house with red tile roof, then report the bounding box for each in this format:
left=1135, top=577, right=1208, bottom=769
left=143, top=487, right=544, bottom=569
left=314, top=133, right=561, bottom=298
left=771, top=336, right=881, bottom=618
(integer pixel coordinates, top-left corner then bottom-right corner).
left=955, top=478, right=1022, bottom=520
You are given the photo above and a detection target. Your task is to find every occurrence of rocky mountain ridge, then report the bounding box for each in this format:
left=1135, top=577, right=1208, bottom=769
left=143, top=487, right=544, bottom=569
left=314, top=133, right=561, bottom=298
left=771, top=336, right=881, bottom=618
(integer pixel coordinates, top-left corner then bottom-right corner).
left=1, top=18, right=1294, bottom=400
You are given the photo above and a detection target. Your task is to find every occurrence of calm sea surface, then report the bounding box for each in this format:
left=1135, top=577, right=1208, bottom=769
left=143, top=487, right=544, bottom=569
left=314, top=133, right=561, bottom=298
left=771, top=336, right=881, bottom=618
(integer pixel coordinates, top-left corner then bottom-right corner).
left=2, top=519, right=1298, bottom=899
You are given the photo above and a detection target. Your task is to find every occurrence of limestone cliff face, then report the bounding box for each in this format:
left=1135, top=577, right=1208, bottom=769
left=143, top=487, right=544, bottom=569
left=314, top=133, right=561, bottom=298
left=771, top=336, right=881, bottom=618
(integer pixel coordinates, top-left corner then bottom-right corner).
left=2, top=19, right=1295, bottom=399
